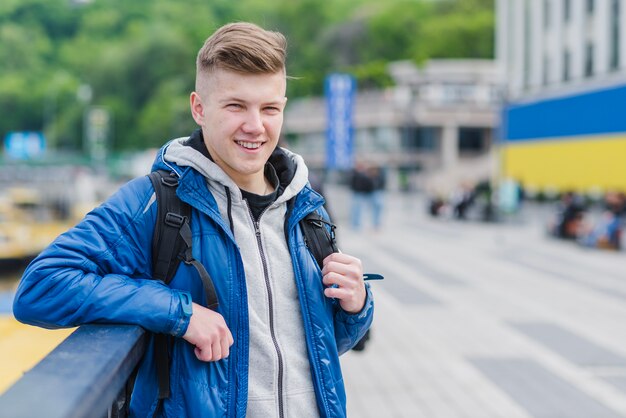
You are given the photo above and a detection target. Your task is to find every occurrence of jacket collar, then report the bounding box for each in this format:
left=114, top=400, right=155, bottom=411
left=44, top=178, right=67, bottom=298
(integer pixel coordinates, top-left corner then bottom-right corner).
left=151, top=130, right=325, bottom=225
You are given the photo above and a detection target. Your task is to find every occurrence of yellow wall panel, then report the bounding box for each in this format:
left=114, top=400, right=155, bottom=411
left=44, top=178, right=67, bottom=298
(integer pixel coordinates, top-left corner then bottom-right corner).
left=501, top=135, right=626, bottom=193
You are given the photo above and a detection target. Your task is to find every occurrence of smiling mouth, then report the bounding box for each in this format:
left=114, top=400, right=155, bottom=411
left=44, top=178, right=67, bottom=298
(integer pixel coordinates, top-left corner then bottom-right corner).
left=236, top=140, right=263, bottom=150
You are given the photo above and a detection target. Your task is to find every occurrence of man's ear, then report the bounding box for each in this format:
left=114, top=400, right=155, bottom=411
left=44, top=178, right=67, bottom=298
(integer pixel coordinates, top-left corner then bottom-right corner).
left=190, top=92, right=204, bottom=126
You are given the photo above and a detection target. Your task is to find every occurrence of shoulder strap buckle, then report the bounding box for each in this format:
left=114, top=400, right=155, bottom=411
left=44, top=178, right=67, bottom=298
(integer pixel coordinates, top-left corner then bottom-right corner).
left=164, top=212, right=186, bottom=228
left=160, top=173, right=179, bottom=187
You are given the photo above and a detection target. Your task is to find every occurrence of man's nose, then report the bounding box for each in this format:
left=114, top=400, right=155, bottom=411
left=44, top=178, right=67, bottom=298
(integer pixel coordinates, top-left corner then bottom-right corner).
left=241, top=110, right=265, bottom=134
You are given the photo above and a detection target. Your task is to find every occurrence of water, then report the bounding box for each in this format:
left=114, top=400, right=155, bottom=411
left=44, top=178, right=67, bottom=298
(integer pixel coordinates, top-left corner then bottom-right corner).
left=0, top=261, right=28, bottom=309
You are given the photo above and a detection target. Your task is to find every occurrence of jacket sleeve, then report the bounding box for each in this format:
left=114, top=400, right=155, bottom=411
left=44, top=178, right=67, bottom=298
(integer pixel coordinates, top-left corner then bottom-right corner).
left=333, top=283, right=374, bottom=355
left=12, top=176, right=190, bottom=337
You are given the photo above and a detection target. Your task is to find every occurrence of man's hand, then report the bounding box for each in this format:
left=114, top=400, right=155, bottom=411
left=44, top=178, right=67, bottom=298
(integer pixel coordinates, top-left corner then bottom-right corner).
left=183, top=302, right=234, bottom=362
left=321, top=253, right=366, bottom=313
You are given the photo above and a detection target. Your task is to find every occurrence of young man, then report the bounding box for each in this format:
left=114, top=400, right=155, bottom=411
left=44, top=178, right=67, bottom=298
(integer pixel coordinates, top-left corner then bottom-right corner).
left=13, top=22, right=373, bottom=417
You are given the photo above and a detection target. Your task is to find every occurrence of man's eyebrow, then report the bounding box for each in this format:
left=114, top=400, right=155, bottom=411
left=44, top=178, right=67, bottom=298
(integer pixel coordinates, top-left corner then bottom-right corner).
left=218, top=96, right=244, bottom=103
left=218, top=97, right=287, bottom=105
left=264, top=98, right=287, bottom=105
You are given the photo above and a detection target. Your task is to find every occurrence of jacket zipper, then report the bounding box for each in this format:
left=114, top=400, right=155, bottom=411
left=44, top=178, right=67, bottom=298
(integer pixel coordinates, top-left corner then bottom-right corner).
left=248, top=203, right=285, bottom=418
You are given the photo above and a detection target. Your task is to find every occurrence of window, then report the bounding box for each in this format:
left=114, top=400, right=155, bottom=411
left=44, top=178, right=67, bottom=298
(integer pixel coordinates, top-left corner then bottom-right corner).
left=586, top=0, right=595, bottom=14
left=543, top=55, right=550, bottom=85
left=563, top=50, right=571, bottom=81
left=544, top=0, right=551, bottom=29
left=524, top=0, right=531, bottom=88
left=402, top=127, right=437, bottom=152
left=441, top=84, right=476, bottom=104
left=459, top=128, right=485, bottom=153
left=564, top=0, right=571, bottom=22
left=585, top=42, right=594, bottom=77
left=610, top=0, right=620, bottom=70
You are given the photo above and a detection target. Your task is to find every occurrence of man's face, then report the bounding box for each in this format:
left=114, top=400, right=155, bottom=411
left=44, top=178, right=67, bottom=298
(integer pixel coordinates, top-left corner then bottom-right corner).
left=190, top=68, right=287, bottom=189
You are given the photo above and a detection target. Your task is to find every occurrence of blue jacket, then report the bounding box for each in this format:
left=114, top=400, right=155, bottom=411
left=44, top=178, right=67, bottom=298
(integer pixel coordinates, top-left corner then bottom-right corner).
left=13, top=144, right=374, bottom=417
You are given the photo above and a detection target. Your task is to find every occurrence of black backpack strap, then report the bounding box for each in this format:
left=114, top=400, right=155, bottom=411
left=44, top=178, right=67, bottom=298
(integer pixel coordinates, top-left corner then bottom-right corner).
left=149, top=170, right=190, bottom=284
left=147, top=170, right=219, bottom=405
left=148, top=170, right=184, bottom=404
left=177, top=220, right=219, bottom=310
left=300, top=211, right=338, bottom=269
left=148, top=170, right=219, bottom=308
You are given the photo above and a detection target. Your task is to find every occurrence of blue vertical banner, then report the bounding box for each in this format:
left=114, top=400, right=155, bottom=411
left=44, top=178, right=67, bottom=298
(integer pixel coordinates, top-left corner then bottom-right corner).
left=325, top=73, right=356, bottom=170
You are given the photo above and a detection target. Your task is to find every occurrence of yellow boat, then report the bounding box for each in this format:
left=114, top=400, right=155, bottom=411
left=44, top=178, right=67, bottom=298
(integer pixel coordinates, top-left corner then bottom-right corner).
left=0, top=187, right=75, bottom=262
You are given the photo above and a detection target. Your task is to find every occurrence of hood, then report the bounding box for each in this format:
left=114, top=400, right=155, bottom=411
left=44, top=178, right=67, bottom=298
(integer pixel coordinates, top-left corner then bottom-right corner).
left=152, top=130, right=311, bottom=206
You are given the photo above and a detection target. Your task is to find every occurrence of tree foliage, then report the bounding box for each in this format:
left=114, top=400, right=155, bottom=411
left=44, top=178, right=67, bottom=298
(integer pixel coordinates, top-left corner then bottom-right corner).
left=0, top=0, right=493, bottom=152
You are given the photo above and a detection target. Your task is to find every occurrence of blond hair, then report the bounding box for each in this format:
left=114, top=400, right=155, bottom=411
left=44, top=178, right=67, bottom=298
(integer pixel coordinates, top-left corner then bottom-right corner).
left=195, top=22, right=287, bottom=90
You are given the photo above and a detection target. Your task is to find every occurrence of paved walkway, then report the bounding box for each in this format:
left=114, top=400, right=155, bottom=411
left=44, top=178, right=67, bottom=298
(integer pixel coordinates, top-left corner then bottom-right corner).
left=2, top=186, right=625, bottom=417
left=332, top=188, right=626, bottom=418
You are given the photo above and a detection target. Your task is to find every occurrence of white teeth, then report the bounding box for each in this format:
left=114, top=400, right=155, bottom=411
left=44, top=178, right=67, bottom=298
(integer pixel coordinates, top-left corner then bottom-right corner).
left=236, top=141, right=262, bottom=149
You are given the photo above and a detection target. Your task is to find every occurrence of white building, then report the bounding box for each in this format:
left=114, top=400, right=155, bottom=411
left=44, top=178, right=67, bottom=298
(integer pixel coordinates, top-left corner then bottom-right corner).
left=496, top=0, right=626, bottom=193
left=498, top=0, right=626, bottom=100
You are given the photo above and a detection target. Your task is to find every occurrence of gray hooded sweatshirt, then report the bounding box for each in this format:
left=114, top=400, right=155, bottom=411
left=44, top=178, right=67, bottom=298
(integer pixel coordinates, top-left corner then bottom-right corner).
left=165, top=138, right=319, bottom=417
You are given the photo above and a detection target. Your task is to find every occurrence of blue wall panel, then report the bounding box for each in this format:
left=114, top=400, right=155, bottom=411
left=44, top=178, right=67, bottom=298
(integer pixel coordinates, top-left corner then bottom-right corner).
left=505, top=84, right=626, bottom=141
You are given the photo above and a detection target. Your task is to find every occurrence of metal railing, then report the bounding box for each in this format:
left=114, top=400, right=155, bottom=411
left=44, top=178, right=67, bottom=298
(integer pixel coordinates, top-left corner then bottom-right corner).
left=0, top=325, right=147, bottom=418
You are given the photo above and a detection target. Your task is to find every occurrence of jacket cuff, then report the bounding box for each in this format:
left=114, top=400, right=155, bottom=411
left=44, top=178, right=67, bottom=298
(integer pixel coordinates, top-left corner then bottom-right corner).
left=168, top=290, right=192, bottom=337
left=336, top=283, right=373, bottom=325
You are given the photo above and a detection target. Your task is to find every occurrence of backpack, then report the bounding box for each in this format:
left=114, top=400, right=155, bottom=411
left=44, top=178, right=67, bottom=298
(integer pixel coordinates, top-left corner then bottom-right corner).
left=147, top=169, right=340, bottom=404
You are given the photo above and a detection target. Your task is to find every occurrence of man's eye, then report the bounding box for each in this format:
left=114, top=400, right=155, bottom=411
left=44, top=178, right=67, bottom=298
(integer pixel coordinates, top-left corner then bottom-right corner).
left=227, top=103, right=243, bottom=109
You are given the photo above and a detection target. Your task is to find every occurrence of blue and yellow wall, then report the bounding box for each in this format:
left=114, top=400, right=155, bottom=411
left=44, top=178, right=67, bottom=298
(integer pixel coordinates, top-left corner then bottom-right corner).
left=501, top=84, right=626, bottom=194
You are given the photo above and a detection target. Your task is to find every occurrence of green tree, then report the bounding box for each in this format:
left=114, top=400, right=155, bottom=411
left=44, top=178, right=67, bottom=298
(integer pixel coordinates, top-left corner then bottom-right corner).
left=422, top=0, right=494, bottom=59
left=0, top=0, right=496, bottom=153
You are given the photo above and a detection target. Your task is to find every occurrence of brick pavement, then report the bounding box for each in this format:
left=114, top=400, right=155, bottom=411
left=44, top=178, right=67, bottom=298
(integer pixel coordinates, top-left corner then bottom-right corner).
left=331, top=188, right=626, bottom=418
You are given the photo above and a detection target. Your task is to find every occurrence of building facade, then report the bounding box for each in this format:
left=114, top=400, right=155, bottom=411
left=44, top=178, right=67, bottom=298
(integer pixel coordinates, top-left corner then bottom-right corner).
left=497, top=0, right=626, bottom=193
left=283, top=59, right=501, bottom=190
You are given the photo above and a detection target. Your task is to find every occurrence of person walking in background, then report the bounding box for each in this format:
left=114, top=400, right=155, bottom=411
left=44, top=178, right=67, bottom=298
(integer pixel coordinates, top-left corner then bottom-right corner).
left=13, top=22, right=374, bottom=418
left=349, top=161, right=376, bottom=231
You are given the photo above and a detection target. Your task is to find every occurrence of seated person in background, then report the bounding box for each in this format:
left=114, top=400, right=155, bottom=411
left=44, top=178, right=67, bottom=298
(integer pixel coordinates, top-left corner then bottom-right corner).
left=579, top=191, right=624, bottom=250
left=548, top=191, right=585, bottom=240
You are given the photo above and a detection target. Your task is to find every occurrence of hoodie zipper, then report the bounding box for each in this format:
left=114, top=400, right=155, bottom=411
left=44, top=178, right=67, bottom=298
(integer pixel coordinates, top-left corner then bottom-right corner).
left=247, top=202, right=285, bottom=418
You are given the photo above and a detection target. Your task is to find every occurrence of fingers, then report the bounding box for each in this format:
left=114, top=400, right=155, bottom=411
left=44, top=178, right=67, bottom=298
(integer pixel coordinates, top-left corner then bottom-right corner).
left=323, top=285, right=352, bottom=299
left=184, top=303, right=234, bottom=362
left=322, top=252, right=360, bottom=268
left=220, top=336, right=231, bottom=360
left=321, top=253, right=362, bottom=278
left=194, top=336, right=233, bottom=362
left=322, top=253, right=363, bottom=288
left=321, top=253, right=367, bottom=313
left=196, top=325, right=233, bottom=362
left=211, top=341, right=223, bottom=361
left=322, top=271, right=359, bottom=289
left=195, top=346, right=211, bottom=362
left=193, top=334, right=230, bottom=362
